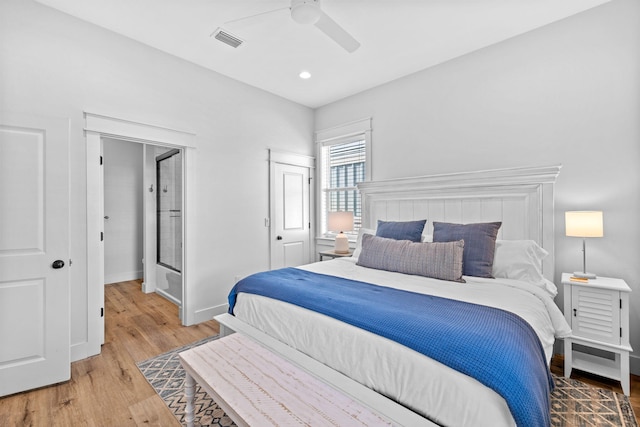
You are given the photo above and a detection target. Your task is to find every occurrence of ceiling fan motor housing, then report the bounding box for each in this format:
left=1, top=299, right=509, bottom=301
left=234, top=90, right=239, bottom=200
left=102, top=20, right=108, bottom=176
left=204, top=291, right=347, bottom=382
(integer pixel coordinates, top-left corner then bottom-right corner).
left=291, top=0, right=321, bottom=25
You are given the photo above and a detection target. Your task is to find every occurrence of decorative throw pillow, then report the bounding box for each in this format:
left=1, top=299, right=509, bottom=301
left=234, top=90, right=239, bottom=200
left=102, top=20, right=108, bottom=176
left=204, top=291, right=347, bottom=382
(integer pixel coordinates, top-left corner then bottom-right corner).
left=356, top=234, right=465, bottom=282
left=376, top=219, right=426, bottom=242
left=432, top=221, right=502, bottom=278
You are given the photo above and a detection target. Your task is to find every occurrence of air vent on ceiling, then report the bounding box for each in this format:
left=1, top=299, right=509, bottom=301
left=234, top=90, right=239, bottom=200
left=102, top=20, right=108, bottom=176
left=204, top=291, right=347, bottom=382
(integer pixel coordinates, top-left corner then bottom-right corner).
left=212, top=28, right=244, bottom=48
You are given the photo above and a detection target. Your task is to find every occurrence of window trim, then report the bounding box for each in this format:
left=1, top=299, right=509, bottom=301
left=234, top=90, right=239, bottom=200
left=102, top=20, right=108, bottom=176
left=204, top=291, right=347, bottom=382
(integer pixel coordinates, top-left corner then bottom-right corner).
left=315, top=118, right=372, bottom=238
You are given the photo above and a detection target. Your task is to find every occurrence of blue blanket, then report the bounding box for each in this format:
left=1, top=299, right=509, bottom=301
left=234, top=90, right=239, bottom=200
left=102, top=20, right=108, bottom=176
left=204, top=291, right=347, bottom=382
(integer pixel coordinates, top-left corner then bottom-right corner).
left=228, top=268, right=553, bottom=427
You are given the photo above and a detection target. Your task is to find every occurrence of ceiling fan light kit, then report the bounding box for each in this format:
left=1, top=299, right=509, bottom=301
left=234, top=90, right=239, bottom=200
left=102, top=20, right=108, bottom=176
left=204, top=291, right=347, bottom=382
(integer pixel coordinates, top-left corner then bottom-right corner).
left=291, top=0, right=321, bottom=25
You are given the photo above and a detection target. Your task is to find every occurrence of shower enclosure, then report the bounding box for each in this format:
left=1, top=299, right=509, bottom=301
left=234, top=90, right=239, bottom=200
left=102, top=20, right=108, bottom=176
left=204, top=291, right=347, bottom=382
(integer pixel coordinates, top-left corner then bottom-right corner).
left=155, top=148, right=182, bottom=303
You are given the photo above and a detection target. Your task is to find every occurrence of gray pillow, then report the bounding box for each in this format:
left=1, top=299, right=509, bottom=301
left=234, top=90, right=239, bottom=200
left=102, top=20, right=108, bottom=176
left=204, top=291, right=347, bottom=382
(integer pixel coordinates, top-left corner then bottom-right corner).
left=432, top=221, right=502, bottom=278
left=376, top=219, right=426, bottom=242
left=356, top=234, right=465, bottom=283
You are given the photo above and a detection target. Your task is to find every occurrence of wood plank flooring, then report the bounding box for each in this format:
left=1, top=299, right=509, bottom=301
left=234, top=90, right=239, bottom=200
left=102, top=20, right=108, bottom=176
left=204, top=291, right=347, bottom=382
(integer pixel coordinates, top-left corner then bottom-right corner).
left=1, top=279, right=638, bottom=426
left=0, top=280, right=218, bottom=426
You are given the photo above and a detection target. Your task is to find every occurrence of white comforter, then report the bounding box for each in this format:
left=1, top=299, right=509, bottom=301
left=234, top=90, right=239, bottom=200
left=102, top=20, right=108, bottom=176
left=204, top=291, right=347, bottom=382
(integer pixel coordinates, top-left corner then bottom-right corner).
left=232, top=258, right=571, bottom=427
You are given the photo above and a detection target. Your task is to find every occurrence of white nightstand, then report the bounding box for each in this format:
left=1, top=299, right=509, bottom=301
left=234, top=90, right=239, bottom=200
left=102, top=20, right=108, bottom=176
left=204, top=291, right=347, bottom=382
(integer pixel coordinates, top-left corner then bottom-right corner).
left=562, top=272, right=633, bottom=396
left=319, top=249, right=353, bottom=261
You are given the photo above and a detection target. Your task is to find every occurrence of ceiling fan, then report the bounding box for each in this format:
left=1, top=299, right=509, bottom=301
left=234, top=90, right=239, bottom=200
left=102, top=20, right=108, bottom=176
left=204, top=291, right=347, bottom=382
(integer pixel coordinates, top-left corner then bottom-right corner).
left=212, top=0, right=360, bottom=53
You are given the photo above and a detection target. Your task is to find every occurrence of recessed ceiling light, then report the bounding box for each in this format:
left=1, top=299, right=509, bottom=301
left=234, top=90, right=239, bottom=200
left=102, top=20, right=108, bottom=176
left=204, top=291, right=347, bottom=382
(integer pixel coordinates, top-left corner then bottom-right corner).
left=299, top=71, right=311, bottom=80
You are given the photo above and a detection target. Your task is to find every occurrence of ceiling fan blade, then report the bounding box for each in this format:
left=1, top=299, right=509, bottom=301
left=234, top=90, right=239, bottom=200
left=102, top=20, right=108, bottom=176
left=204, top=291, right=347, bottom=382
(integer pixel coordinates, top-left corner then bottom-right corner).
left=314, top=12, right=360, bottom=53
left=222, top=6, right=289, bottom=27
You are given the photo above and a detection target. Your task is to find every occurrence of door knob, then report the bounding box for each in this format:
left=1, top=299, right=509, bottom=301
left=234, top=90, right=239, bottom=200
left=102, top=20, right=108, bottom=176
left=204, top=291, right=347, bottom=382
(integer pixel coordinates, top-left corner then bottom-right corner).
left=52, top=260, right=65, bottom=269
left=276, top=236, right=283, bottom=240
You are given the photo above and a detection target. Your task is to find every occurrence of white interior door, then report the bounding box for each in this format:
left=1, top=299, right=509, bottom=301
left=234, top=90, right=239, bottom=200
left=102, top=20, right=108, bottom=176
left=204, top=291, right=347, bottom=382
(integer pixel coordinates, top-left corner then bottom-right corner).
left=271, top=159, right=312, bottom=269
left=0, top=113, right=70, bottom=396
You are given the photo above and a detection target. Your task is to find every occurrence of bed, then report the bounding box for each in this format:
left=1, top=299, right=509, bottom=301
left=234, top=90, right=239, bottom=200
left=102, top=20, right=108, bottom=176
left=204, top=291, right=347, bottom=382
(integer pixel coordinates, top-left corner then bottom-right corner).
left=216, top=165, right=571, bottom=427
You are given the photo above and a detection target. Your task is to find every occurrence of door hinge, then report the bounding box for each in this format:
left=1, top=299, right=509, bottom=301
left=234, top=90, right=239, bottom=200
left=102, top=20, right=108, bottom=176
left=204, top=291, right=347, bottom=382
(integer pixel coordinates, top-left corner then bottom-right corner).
left=100, top=155, right=103, bottom=165
left=308, top=177, right=312, bottom=184
left=620, top=327, right=622, bottom=337
left=620, top=299, right=622, bottom=309
left=100, top=231, right=104, bottom=241
left=101, top=307, right=104, bottom=318
left=69, top=259, right=72, bottom=266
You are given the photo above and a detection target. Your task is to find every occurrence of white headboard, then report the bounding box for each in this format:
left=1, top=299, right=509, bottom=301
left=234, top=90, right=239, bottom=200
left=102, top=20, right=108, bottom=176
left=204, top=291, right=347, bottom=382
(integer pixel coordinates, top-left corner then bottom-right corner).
left=357, top=165, right=561, bottom=280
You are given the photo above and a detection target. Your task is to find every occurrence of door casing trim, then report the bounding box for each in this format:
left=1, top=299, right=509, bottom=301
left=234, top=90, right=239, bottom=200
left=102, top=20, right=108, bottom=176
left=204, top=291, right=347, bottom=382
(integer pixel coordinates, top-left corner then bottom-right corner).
left=84, top=112, right=197, bottom=360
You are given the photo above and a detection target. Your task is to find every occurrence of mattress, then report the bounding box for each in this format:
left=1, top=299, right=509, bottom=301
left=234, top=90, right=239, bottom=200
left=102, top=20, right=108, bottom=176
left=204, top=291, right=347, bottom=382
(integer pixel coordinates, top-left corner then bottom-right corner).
left=232, top=258, right=571, bottom=426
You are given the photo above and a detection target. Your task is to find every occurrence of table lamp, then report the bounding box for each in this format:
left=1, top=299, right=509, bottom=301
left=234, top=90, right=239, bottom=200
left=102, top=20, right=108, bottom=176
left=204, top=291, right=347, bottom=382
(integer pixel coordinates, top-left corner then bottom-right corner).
left=328, top=211, right=353, bottom=254
left=565, top=211, right=603, bottom=279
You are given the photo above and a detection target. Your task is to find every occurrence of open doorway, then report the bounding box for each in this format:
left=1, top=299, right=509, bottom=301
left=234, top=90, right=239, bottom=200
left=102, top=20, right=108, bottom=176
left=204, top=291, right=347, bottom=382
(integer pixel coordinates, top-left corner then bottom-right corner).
left=102, top=139, right=184, bottom=314
left=102, top=138, right=144, bottom=285
left=86, top=112, right=196, bottom=356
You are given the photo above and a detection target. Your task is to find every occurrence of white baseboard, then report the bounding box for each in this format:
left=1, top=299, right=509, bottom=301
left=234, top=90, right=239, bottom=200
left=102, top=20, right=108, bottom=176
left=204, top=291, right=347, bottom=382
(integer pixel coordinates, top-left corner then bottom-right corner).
left=190, top=303, right=228, bottom=326
left=70, top=340, right=100, bottom=363
left=104, top=270, right=143, bottom=285
left=70, top=341, right=87, bottom=362
left=141, top=281, right=155, bottom=293
left=631, top=354, right=640, bottom=376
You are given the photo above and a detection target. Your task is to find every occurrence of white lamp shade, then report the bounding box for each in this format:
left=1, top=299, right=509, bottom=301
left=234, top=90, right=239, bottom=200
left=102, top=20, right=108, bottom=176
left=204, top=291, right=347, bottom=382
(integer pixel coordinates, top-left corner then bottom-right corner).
left=565, top=211, right=604, bottom=237
left=327, top=211, right=354, bottom=232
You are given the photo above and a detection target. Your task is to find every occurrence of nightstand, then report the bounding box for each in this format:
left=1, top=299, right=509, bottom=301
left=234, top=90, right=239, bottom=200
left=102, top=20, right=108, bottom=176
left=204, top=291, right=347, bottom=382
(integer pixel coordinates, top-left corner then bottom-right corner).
left=562, top=272, right=633, bottom=396
left=319, top=249, right=353, bottom=261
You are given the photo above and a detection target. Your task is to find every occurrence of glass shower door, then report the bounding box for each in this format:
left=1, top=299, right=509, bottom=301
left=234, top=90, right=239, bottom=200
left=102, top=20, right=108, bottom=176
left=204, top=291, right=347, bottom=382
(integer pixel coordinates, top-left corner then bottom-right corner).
left=156, top=149, right=182, bottom=274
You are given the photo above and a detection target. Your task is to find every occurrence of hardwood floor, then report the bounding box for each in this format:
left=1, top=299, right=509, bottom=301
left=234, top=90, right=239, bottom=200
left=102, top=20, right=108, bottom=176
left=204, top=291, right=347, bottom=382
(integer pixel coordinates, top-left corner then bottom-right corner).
left=1, top=279, right=638, bottom=426
left=0, top=280, right=218, bottom=426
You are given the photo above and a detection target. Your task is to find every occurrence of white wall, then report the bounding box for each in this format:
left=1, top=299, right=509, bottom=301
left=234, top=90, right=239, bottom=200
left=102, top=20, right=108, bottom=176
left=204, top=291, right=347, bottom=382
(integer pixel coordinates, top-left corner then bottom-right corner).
left=315, top=0, right=640, bottom=373
left=0, top=0, right=314, bottom=357
left=103, top=138, right=144, bottom=284
left=3, top=0, right=637, bottom=372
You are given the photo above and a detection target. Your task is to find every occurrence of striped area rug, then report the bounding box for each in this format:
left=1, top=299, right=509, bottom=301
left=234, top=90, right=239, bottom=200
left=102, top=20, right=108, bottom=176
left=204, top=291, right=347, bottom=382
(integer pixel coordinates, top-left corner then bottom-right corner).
left=137, top=336, right=637, bottom=427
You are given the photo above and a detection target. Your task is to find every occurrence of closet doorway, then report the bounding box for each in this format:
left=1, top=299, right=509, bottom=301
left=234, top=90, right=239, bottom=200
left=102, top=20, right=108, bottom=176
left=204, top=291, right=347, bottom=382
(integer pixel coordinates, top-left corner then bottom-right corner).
left=103, top=139, right=184, bottom=315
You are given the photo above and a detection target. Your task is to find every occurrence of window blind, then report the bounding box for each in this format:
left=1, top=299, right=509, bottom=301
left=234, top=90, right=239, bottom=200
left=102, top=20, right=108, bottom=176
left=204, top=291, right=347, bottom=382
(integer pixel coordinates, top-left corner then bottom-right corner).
left=320, top=138, right=366, bottom=234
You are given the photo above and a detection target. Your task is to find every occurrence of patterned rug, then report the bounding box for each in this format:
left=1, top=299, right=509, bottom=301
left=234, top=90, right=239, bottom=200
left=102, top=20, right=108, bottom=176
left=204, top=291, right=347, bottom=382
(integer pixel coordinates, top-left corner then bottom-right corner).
left=137, top=336, right=637, bottom=427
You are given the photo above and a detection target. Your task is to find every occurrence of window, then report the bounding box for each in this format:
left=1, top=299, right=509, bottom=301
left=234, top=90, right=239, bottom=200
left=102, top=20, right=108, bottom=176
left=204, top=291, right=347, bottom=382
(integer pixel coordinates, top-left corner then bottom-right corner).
left=316, top=118, right=372, bottom=237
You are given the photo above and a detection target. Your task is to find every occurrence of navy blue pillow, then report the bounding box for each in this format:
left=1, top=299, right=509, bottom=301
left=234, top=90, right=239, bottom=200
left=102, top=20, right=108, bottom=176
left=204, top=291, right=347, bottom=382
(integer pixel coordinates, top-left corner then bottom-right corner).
left=376, top=219, right=426, bottom=242
left=432, top=221, right=502, bottom=278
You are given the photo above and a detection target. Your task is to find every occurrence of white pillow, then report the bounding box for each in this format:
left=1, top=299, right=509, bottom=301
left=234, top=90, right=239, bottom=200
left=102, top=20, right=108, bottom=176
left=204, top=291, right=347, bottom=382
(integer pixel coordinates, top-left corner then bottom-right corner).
left=352, top=227, right=375, bottom=260
left=492, top=240, right=557, bottom=296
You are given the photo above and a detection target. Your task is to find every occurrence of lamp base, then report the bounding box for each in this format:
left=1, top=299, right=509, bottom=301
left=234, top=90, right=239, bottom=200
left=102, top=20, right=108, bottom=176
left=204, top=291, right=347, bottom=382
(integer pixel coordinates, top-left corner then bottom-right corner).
left=334, top=233, right=350, bottom=254
left=573, top=271, right=597, bottom=279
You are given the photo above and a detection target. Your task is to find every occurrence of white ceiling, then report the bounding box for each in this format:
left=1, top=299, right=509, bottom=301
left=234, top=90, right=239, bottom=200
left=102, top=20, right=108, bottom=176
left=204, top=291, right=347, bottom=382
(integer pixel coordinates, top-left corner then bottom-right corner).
left=35, top=0, right=609, bottom=108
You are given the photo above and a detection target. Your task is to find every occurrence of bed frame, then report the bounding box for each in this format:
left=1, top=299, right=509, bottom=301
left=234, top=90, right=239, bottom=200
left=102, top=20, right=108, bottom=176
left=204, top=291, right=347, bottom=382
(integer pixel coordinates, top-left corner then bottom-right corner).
left=216, top=164, right=561, bottom=426
left=358, top=164, right=561, bottom=281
